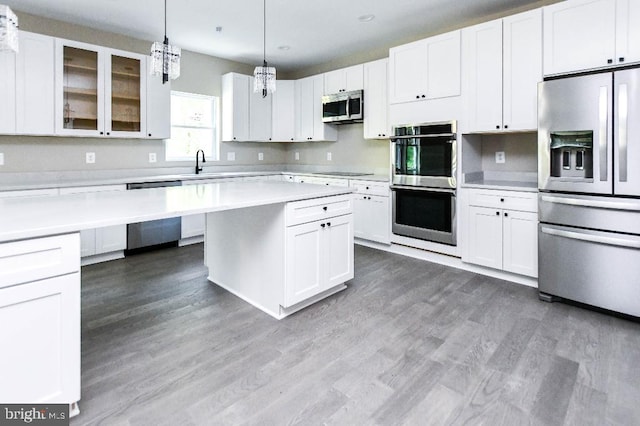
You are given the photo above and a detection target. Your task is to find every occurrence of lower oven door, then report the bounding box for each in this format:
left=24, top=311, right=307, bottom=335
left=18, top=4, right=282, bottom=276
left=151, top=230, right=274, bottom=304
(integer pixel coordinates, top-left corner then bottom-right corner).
left=539, top=223, right=640, bottom=317
left=392, top=186, right=456, bottom=245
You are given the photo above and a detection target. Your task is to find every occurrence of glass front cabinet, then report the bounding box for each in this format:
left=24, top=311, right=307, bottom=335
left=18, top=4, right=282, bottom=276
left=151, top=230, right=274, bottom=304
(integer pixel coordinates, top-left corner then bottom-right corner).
left=55, top=39, right=147, bottom=137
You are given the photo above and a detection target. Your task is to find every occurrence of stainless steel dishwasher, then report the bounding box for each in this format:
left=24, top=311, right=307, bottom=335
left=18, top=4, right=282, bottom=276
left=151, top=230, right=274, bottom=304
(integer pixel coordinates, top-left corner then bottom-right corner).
left=126, top=180, right=182, bottom=253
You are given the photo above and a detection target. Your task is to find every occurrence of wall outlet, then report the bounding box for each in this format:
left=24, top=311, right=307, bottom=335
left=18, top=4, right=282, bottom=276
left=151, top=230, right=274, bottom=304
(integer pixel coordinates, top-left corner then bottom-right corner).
left=258, top=152, right=264, bottom=161
left=327, top=152, right=332, bottom=161
left=295, top=152, right=300, bottom=161
left=86, top=152, right=96, bottom=164
left=0, top=153, right=4, bottom=166
left=495, top=151, right=506, bottom=164
left=227, top=152, right=236, bottom=161
left=149, top=153, right=157, bottom=163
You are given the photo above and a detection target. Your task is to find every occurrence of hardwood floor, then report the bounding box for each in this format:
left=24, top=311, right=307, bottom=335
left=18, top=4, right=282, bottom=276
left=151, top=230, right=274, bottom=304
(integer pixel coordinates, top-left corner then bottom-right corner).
left=72, top=244, right=640, bottom=425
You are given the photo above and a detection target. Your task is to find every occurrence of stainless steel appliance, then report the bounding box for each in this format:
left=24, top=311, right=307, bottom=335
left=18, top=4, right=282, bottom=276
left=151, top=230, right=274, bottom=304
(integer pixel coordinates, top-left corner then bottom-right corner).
left=538, top=68, right=640, bottom=317
left=321, top=89, right=363, bottom=124
left=126, top=180, right=182, bottom=253
left=391, top=121, right=457, bottom=245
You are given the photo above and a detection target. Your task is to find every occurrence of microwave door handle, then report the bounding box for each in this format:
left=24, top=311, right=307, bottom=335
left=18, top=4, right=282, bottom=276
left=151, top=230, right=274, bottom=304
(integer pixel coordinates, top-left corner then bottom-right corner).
left=541, top=226, right=640, bottom=249
left=618, top=83, right=628, bottom=182
left=599, top=86, right=608, bottom=182
left=345, top=95, right=350, bottom=118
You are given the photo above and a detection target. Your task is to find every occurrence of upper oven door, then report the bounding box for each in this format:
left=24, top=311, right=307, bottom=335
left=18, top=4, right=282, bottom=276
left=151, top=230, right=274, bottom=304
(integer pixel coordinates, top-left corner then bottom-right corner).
left=392, top=135, right=457, bottom=189
left=538, top=73, right=613, bottom=195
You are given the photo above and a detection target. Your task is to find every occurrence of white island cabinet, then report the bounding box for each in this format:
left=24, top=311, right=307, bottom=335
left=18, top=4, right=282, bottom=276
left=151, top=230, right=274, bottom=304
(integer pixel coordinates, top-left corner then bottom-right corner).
left=0, top=233, right=80, bottom=409
left=206, top=192, right=354, bottom=318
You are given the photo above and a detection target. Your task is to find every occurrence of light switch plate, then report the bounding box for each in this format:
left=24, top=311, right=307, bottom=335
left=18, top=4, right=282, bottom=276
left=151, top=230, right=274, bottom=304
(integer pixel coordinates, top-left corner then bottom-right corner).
left=258, top=152, right=264, bottom=161
left=149, top=153, right=157, bottom=163
left=327, top=152, right=332, bottom=161
left=0, top=153, right=4, bottom=166
left=227, top=152, right=236, bottom=161
left=495, top=151, right=505, bottom=164
left=86, top=152, right=96, bottom=164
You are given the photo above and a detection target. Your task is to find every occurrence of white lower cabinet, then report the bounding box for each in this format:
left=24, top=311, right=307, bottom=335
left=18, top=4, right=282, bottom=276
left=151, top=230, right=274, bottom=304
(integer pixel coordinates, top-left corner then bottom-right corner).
left=59, top=185, right=126, bottom=260
left=0, top=233, right=80, bottom=405
left=285, top=213, right=353, bottom=307
left=350, top=180, right=391, bottom=244
left=464, top=189, right=538, bottom=277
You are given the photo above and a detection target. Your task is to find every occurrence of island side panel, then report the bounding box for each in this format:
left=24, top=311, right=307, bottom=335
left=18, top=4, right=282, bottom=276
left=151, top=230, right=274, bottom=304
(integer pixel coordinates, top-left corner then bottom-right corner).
left=205, top=203, right=286, bottom=318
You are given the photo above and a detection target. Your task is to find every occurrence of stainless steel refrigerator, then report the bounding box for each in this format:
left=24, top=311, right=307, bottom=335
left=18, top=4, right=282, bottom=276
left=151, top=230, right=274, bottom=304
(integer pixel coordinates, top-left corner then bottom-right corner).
left=538, top=68, right=640, bottom=317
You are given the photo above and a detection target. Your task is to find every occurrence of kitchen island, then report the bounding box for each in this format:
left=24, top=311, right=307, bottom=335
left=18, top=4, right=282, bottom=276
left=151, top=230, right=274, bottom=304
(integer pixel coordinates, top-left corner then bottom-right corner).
left=0, top=180, right=354, bottom=412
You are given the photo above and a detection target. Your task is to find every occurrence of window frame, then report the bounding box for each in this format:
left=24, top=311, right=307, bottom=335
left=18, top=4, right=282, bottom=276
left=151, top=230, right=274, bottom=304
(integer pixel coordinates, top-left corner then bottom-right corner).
left=165, top=91, right=220, bottom=162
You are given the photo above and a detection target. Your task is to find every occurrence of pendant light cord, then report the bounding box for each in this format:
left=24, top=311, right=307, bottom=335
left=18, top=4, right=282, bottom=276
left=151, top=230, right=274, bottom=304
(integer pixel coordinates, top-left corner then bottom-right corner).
left=164, top=0, right=168, bottom=43
left=263, top=0, right=266, bottom=66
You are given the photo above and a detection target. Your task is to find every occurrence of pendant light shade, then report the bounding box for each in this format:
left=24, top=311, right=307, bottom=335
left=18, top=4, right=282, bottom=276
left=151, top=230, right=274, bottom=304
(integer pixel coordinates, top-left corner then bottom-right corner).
left=253, top=0, right=276, bottom=98
left=0, top=4, right=19, bottom=53
left=150, top=0, right=181, bottom=84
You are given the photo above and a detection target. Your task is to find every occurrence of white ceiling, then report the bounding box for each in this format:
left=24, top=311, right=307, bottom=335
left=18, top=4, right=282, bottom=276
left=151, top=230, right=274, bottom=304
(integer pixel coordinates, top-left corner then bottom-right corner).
left=6, top=0, right=549, bottom=72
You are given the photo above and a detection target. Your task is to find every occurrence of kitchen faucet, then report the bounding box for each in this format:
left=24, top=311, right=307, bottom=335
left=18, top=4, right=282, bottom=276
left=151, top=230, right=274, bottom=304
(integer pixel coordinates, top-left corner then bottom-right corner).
left=195, top=149, right=206, bottom=174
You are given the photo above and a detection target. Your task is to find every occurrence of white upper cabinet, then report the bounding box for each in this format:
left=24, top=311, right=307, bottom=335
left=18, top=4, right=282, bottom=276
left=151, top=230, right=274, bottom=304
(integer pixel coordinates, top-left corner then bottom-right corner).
left=55, top=39, right=146, bottom=138
left=363, top=58, right=389, bottom=139
left=249, top=76, right=273, bottom=141
left=389, top=30, right=461, bottom=104
left=295, top=74, right=337, bottom=142
left=221, top=72, right=250, bottom=141
left=145, top=57, right=171, bottom=139
left=323, top=64, right=364, bottom=94
left=544, top=0, right=640, bottom=75
left=272, top=80, right=296, bottom=142
left=464, top=9, right=542, bottom=132
left=0, top=51, right=16, bottom=134
left=16, top=31, right=55, bottom=135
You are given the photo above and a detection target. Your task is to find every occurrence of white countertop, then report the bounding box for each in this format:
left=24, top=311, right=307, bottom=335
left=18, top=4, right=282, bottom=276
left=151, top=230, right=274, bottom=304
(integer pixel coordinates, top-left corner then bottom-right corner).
left=0, top=171, right=389, bottom=192
left=0, top=181, right=354, bottom=243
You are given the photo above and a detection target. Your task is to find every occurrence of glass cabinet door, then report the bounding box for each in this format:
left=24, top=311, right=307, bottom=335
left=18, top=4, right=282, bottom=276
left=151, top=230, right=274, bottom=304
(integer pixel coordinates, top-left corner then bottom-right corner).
left=109, top=54, right=141, bottom=134
left=62, top=46, right=99, bottom=131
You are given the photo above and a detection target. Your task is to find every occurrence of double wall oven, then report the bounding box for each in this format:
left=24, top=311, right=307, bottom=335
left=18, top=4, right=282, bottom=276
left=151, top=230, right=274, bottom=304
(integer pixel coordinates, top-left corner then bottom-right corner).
left=391, top=121, right=457, bottom=245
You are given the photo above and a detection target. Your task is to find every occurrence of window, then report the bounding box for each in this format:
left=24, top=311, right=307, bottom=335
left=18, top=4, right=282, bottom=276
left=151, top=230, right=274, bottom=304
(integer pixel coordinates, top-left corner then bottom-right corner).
left=165, top=91, right=219, bottom=161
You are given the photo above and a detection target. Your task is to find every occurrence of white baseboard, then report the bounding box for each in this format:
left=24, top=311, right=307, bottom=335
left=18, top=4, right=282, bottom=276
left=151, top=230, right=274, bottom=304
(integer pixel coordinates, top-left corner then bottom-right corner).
left=355, top=238, right=538, bottom=288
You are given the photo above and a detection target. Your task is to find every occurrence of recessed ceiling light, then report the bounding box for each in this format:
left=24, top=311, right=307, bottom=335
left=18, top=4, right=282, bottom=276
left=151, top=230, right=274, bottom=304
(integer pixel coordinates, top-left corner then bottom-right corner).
left=278, top=45, right=291, bottom=51
left=358, top=14, right=375, bottom=22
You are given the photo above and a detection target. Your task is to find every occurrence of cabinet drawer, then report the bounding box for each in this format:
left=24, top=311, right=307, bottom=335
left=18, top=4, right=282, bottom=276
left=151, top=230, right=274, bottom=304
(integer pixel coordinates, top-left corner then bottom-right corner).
left=350, top=180, right=390, bottom=197
left=468, top=189, right=537, bottom=212
left=286, top=194, right=353, bottom=226
left=0, top=233, right=80, bottom=289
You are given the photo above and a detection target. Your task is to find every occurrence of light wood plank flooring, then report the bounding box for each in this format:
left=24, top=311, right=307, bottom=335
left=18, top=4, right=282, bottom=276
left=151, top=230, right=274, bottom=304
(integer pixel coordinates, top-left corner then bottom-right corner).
left=71, top=244, right=640, bottom=425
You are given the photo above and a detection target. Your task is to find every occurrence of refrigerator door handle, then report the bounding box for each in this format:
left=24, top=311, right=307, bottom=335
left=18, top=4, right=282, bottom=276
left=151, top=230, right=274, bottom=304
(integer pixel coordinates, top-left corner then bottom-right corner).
left=618, top=83, right=628, bottom=182
left=540, top=195, right=640, bottom=211
left=541, top=226, right=640, bottom=249
left=598, top=86, right=609, bottom=182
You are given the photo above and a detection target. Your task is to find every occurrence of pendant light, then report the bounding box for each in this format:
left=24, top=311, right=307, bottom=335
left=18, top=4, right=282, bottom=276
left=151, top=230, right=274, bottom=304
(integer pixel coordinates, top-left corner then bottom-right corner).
left=253, top=0, right=276, bottom=98
left=150, top=0, right=181, bottom=84
left=0, top=4, right=18, bottom=53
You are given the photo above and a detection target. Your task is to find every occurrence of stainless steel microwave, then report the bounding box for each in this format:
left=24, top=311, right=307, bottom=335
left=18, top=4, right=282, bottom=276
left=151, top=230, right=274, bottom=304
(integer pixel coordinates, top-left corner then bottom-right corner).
left=321, top=89, right=363, bottom=124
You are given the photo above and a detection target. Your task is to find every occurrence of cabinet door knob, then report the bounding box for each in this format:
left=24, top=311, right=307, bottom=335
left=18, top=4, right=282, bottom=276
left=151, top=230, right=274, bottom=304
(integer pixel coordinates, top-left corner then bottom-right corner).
left=607, top=58, right=613, bottom=64
left=500, top=198, right=504, bottom=202
left=504, top=212, right=509, bottom=217
left=106, top=132, right=110, bottom=135
left=504, top=125, right=508, bottom=129
left=100, top=131, right=104, bottom=135
left=327, top=222, right=331, bottom=227
left=619, top=57, right=625, bottom=62
left=148, top=133, right=152, bottom=137
left=421, top=94, right=426, bottom=98
left=323, top=206, right=328, bottom=211
left=496, top=125, right=500, bottom=129
left=496, top=211, right=500, bottom=216
left=321, top=223, right=326, bottom=228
